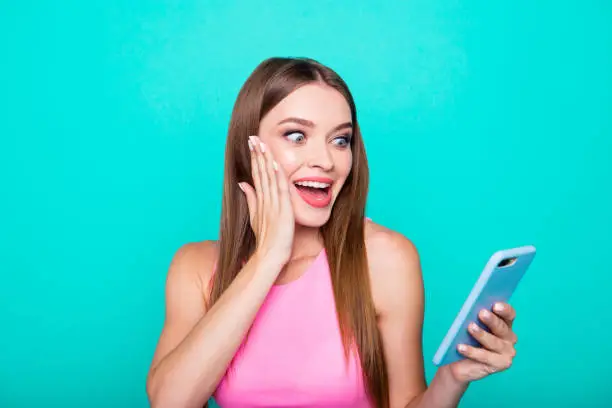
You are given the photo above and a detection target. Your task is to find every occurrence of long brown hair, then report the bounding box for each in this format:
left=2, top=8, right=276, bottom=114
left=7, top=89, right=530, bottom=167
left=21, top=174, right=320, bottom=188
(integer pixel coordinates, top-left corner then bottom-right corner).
left=208, top=57, right=389, bottom=408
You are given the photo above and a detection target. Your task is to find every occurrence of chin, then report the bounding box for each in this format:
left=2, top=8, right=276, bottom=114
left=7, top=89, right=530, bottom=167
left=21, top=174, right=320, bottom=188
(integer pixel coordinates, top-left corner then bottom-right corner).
left=293, top=209, right=332, bottom=228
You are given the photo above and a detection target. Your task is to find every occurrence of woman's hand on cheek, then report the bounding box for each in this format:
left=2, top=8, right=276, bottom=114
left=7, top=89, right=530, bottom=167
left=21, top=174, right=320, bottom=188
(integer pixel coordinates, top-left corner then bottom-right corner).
left=238, top=136, right=295, bottom=267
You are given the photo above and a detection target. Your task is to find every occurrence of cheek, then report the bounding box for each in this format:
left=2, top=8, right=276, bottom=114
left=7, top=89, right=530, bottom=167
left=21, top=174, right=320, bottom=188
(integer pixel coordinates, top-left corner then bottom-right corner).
left=336, top=151, right=353, bottom=179
left=272, top=146, right=300, bottom=174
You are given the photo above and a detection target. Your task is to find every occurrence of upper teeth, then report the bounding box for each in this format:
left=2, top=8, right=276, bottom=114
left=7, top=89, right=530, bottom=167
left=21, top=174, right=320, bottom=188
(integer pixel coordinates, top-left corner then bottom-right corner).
left=295, top=181, right=330, bottom=188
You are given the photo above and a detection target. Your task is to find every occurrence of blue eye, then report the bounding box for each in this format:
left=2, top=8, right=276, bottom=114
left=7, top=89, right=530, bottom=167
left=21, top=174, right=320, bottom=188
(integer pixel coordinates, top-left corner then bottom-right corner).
left=284, top=131, right=305, bottom=143
left=332, top=135, right=351, bottom=147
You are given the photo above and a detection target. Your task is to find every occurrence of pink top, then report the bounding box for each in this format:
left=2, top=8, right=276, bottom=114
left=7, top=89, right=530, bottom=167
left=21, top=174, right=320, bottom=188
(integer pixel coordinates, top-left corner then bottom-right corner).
left=213, top=248, right=372, bottom=407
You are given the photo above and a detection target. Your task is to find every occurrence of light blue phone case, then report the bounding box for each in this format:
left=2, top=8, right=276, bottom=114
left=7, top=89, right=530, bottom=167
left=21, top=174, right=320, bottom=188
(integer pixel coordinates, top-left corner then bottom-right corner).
left=432, top=245, right=536, bottom=366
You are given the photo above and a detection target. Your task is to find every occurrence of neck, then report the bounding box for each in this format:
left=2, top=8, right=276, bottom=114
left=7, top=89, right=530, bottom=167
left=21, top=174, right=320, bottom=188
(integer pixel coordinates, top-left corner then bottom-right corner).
left=290, top=223, right=324, bottom=261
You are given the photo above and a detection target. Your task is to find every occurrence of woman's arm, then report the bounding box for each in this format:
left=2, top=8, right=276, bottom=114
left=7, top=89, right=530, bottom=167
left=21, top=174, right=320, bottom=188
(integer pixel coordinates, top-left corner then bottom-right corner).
left=368, top=223, right=518, bottom=408
left=147, top=136, right=295, bottom=408
left=145, top=241, right=285, bottom=408
left=366, top=224, right=469, bottom=408
left=404, top=365, right=469, bottom=408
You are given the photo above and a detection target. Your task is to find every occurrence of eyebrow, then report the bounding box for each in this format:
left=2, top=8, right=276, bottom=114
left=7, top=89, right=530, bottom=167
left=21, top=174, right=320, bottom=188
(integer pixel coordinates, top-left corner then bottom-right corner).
left=277, top=117, right=353, bottom=133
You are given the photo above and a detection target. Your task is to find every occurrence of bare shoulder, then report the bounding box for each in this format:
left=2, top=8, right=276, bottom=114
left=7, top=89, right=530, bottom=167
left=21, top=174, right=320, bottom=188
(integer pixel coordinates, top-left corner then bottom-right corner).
left=148, top=240, right=219, bottom=376
left=166, top=240, right=219, bottom=307
left=364, top=220, right=428, bottom=404
left=364, top=219, right=424, bottom=316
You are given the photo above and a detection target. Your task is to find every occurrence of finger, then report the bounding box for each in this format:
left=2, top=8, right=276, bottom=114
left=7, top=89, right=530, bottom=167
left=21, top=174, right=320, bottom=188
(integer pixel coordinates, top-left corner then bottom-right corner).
left=251, top=136, right=270, bottom=213
left=468, top=322, right=507, bottom=353
left=275, top=156, right=290, bottom=199
left=248, top=136, right=264, bottom=230
left=238, top=182, right=257, bottom=227
left=493, top=302, right=516, bottom=328
left=457, top=344, right=512, bottom=370
left=479, top=309, right=513, bottom=341
left=259, top=140, right=276, bottom=211
left=260, top=139, right=279, bottom=213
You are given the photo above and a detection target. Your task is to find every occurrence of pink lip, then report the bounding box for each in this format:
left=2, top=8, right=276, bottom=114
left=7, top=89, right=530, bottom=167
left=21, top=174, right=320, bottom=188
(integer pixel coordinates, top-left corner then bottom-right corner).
left=292, top=176, right=334, bottom=209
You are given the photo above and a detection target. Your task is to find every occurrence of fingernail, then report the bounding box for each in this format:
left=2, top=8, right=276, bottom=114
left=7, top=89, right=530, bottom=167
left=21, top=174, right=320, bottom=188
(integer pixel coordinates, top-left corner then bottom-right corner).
left=260, top=142, right=266, bottom=153
left=247, top=140, right=253, bottom=151
left=494, top=303, right=504, bottom=312
left=273, top=161, right=278, bottom=171
left=458, top=344, right=467, bottom=352
left=238, top=183, right=245, bottom=192
left=482, top=310, right=490, bottom=318
left=470, top=323, right=480, bottom=332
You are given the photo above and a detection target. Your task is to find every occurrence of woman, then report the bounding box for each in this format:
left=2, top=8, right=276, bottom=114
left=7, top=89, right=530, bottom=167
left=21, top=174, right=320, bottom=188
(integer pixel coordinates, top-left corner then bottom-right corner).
left=145, top=57, right=519, bottom=408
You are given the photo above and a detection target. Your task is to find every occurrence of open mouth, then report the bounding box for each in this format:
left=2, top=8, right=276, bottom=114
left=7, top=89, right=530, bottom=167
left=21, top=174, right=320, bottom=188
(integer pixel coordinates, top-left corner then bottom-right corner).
left=294, top=180, right=332, bottom=208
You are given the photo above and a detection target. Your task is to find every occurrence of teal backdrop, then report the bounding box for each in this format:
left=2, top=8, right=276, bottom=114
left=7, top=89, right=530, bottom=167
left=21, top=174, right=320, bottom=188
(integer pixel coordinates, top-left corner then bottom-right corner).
left=1, top=1, right=611, bottom=407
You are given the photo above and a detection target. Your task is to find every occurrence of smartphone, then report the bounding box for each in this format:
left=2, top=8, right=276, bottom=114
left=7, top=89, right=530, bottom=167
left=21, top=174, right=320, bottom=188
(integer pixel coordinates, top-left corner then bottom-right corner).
left=432, top=245, right=536, bottom=367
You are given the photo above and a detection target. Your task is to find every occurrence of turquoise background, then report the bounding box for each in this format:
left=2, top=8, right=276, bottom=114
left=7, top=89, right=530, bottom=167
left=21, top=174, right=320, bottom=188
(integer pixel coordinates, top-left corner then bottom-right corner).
left=1, top=1, right=611, bottom=407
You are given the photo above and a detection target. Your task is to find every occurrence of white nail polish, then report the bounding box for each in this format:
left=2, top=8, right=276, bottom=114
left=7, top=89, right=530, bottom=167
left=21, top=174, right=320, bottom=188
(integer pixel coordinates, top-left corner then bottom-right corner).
left=273, top=161, right=278, bottom=171
left=260, top=142, right=266, bottom=153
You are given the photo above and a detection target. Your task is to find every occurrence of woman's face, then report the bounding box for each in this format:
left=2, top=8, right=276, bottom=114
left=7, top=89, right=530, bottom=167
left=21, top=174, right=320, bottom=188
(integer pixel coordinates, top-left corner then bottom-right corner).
left=258, top=83, right=354, bottom=227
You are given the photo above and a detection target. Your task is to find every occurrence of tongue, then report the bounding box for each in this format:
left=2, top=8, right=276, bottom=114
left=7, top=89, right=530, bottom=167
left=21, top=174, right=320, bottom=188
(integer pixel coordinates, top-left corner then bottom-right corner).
left=296, top=185, right=327, bottom=198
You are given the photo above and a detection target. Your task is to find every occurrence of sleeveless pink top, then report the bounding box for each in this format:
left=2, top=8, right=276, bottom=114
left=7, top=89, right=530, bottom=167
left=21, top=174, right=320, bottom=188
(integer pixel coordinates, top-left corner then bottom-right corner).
left=213, top=248, right=372, bottom=407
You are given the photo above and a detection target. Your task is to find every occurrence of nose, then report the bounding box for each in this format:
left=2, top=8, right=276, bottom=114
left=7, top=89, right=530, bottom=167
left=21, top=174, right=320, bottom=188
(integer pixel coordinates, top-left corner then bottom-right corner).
left=306, top=142, right=334, bottom=171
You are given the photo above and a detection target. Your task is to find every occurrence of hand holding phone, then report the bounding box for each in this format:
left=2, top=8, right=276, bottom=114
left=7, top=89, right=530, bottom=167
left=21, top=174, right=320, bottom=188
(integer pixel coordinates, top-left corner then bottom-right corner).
left=433, top=245, right=536, bottom=375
